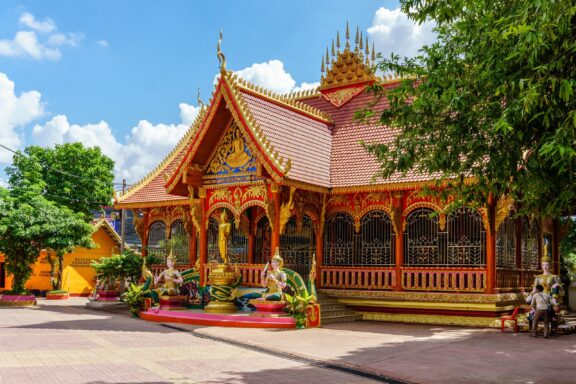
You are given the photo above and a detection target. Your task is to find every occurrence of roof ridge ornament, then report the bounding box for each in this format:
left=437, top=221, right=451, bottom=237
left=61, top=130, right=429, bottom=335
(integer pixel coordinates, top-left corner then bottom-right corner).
left=217, top=29, right=226, bottom=74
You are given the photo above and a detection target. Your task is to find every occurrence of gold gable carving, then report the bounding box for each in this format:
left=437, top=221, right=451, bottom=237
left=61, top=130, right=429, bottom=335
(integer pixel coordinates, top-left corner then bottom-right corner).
left=205, top=122, right=256, bottom=179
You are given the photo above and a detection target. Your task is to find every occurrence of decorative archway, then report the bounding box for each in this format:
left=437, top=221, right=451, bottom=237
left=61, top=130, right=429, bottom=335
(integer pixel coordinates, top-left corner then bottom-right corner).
left=147, top=221, right=167, bottom=260
left=324, top=212, right=355, bottom=266
left=360, top=210, right=395, bottom=266
left=280, top=215, right=315, bottom=279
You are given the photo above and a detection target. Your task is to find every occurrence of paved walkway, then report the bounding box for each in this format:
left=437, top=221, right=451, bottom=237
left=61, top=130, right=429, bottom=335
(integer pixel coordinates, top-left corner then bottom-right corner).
left=1, top=299, right=574, bottom=384
left=0, top=298, right=379, bottom=384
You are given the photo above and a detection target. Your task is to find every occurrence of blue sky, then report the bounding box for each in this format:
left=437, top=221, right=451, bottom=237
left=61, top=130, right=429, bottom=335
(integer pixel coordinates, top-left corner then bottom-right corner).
left=0, top=1, right=435, bottom=184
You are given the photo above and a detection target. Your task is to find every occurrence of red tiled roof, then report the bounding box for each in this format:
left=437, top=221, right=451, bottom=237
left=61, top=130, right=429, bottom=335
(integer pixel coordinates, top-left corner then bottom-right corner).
left=239, top=90, right=333, bottom=187
left=302, top=85, right=437, bottom=188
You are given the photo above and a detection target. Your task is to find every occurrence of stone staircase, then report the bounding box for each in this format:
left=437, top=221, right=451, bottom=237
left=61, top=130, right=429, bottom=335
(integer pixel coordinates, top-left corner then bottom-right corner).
left=317, top=293, right=362, bottom=325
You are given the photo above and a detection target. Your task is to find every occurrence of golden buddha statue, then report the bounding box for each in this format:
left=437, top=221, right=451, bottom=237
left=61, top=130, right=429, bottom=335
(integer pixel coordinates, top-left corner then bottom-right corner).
left=531, top=243, right=563, bottom=303
left=226, top=137, right=250, bottom=168
left=153, top=251, right=184, bottom=296
left=218, top=210, right=232, bottom=265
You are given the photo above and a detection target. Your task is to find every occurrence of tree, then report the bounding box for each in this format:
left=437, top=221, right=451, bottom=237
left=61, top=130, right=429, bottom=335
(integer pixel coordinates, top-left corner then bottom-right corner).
left=360, top=0, right=576, bottom=216
left=7, top=143, right=114, bottom=220
left=0, top=190, right=94, bottom=293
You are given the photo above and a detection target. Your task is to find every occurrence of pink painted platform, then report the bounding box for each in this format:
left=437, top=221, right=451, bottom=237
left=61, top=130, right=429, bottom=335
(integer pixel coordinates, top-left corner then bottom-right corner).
left=140, top=309, right=296, bottom=329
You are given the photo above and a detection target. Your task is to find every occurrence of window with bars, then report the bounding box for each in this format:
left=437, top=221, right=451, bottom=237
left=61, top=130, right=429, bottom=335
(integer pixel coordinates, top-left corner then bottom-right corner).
left=280, top=216, right=315, bottom=279
left=496, top=215, right=517, bottom=269
left=521, top=218, right=539, bottom=270
left=170, top=220, right=189, bottom=264
left=324, top=210, right=395, bottom=266
left=324, top=212, right=355, bottom=265
left=404, top=207, right=486, bottom=267
left=147, top=221, right=166, bottom=260
left=255, top=216, right=271, bottom=264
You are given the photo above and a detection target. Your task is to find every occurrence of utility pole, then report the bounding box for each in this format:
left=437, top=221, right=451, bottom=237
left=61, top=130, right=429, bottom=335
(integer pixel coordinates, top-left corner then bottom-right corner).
left=120, top=179, right=126, bottom=253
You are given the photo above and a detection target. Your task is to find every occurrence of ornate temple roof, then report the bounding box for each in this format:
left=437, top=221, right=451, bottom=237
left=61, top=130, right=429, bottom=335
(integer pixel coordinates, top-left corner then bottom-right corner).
left=115, top=25, right=434, bottom=208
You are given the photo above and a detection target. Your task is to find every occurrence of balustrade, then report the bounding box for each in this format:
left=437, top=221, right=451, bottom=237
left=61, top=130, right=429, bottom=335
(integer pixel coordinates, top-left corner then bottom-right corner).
left=319, top=267, right=395, bottom=289
left=496, top=269, right=520, bottom=290
left=401, top=267, right=486, bottom=292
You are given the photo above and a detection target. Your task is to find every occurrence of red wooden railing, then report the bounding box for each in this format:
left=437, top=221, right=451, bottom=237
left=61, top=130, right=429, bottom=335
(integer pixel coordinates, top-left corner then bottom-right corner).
left=150, top=264, right=191, bottom=276
left=319, top=267, right=395, bottom=290
left=401, top=267, right=486, bottom=292
left=496, top=269, right=520, bottom=290
left=520, top=270, right=539, bottom=289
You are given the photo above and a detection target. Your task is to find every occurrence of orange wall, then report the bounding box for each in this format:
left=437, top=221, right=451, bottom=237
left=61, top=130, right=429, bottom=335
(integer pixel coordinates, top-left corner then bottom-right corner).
left=0, top=227, right=119, bottom=295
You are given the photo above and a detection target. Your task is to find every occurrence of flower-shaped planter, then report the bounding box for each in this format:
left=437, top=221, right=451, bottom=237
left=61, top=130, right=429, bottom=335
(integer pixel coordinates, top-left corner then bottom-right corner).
left=0, top=294, right=37, bottom=307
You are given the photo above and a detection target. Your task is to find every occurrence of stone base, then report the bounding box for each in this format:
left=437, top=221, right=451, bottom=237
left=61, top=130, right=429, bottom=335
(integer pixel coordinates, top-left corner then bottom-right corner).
left=46, top=293, right=69, bottom=300
left=204, top=300, right=237, bottom=314
left=159, top=295, right=186, bottom=310
left=249, top=300, right=286, bottom=317
left=95, top=290, right=119, bottom=302
left=0, top=294, right=37, bottom=307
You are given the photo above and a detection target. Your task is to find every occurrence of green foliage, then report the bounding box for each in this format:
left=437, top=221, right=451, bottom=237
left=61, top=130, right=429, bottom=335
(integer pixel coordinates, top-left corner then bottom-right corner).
left=47, top=290, right=69, bottom=295
left=91, top=250, right=148, bottom=285
left=359, top=0, right=576, bottom=217
left=6, top=143, right=114, bottom=221
left=285, top=291, right=315, bottom=315
left=560, top=217, right=576, bottom=281
left=121, top=283, right=146, bottom=316
left=0, top=189, right=94, bottom=293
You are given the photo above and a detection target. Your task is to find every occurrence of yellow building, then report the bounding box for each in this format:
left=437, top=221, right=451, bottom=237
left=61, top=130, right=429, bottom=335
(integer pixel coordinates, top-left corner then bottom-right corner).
left=0, top=219, right=121, bottom=296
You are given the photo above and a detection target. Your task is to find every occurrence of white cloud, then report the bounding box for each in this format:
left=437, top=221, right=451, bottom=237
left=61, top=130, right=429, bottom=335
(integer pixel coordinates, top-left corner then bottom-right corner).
left=0, top=12, right=82, bottom=61
left=96, top=40, right=109, bottom=48
left=31, top=103, right=198, bottom=183
left=368, top=7, right=436, bottom=59
left=213, top=60, right=319, bottom=94
left=0, top=73, right=45, bottom=163
left=19, top=12, right=56, bottom=34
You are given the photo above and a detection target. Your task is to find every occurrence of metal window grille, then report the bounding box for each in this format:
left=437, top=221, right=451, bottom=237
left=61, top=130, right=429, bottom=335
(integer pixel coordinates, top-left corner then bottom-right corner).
left=521, top=218, right=539, bottom=270
left=496, top=215, right=516, bottom=268
left=207, top=218, right=219, bottom=263
left=229, top=218, right=248, bottom=264
left=324, top=212, right=355, bottom=266
left=170, top=220, right=189, bottom=265
left=404, top=208, right=440, bottom=266
left=360, top=210, right=395, bottom=266
left=147, top=221, right=167, bottom=260
left=446, top=207, right=485, bottom=266
left=280, top=216, right=315, bottom=279
left=255, top=216, right=271, bottom=264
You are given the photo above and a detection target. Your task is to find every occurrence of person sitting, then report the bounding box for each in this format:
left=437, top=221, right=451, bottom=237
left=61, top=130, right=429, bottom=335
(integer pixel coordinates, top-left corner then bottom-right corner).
left=152, top=251, right=183, bottom=303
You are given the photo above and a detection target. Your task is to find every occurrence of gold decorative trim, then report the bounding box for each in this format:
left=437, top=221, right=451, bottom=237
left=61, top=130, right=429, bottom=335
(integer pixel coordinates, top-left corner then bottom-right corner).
left=330, top=178, right=477, bottom=194
left=115, top=199, right=188, bottom=210
left=360, top=312, right=502, bottom=328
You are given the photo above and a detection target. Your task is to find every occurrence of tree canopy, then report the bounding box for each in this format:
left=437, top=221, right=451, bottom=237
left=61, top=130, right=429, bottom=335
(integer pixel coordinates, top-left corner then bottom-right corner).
left=6, top=143, right=114, bottom=220
left=360, top=0, right=576, bottom=216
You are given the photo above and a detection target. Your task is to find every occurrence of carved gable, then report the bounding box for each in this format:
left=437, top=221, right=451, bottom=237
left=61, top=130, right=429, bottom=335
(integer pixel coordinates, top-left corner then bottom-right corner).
left=204, top=122, right=258, bottom=184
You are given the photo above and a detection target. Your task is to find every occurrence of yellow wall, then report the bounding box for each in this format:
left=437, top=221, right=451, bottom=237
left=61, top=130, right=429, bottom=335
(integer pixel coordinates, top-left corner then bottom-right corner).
left=0, top=226, right=120, bottom=295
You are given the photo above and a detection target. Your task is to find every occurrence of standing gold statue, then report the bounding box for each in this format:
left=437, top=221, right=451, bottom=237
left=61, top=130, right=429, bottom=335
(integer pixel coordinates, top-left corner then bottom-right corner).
left=218, top=210, right=232, bottom=265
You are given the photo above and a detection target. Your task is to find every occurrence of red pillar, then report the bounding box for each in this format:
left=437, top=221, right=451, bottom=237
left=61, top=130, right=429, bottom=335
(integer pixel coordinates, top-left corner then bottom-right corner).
left=485, top=193, right=497, bottom=294
left=393, top=192, right=404, bottom=291
left=141, top=209, right=150, bottom=257
left=247, top=208, right=255, bottom=264
left=270, top=184, right=281, bottom=259
left=199, top=188, right=208, bottom=286
left=516, top=217, right=523, bottom=289
left=189, top=223, right=197, bottom=266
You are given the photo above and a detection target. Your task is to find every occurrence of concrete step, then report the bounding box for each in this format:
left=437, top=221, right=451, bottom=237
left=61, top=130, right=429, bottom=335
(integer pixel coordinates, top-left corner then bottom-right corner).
left=317, top=297, right=339, bottom=305
left=322, top=314, right=363, bottom=325
left=319, top=303, right=347, bottom=311
left=321, top=309, right=357, bottom=318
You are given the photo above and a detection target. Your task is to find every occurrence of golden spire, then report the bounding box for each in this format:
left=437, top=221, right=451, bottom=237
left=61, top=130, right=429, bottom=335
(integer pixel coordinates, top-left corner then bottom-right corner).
left=217, top=29, right=226, bottom=74
left=336, top=31, right=341, bottom=51
left=354, top=26, right=360, bottom=52
left=345, top=22, right=350, bottom=50
left=359, top=31, right=364, bottom=50
left=365, top=36, right=369, bottom=56
left=331, top=39, right=335, bottom=57
left=371, top=42, right=376, bottom=62
left=197, top=88, right=204, bottom=108
left=325, top=47, right=330, bottom=65
left=321, top=55, right=325, bottom=73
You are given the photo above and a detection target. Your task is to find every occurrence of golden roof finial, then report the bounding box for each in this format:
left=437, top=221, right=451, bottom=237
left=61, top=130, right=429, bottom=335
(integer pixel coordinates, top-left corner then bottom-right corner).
left=371, top=42, right=376, bottom=62
left=345, top=22, right=350, bottom=50
left=321, top=55, right=325, bottom=73
left=365, top=36, right=369, bottom=56
left=336, top=31, right=341, bottom=51
left=359, top=30, right=364, bottom=50
left=325, top=47, right=330, bottom=65
left=197, top=88, right=204, bottom=108
left=355, top=26, right=360, bottom=52
left=217, top=29, right=226, bottom=74
left=331, top=39, right=335, bottom=57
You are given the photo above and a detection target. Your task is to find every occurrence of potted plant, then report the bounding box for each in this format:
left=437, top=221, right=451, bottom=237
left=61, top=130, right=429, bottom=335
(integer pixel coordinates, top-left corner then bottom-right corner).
left=285, top=292, right=316, bottom=329
left=122, top=283, right=145, bottom=317
left=46, top=289, right=69, bottom=300
left=91, top=254, right=122, bottom=301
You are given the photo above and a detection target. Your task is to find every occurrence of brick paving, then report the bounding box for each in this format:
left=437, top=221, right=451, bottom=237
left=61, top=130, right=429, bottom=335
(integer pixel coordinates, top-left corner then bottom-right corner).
left=0, top=298, right=380, bottom=384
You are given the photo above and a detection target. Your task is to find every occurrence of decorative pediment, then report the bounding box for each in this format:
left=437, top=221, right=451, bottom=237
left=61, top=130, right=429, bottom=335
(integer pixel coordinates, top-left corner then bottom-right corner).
left=204, top=122, right=257, bottom=184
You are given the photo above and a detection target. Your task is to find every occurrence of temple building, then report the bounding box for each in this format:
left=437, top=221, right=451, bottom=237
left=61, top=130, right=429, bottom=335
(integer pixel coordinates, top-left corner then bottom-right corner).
left=114, top=26, right=560, bottom=326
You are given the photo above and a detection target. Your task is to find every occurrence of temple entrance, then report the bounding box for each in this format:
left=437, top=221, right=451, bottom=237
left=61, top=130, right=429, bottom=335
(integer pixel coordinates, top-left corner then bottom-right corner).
left=280, top=216, right=315, bottom=281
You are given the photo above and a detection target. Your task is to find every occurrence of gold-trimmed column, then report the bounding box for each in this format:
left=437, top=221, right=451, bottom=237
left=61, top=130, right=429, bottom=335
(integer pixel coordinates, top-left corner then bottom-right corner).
left=199, top=187, right=208, bottom=286
left=485, top=193, right=496, bottom=294
left=392, top=191, right=404, bottom=291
